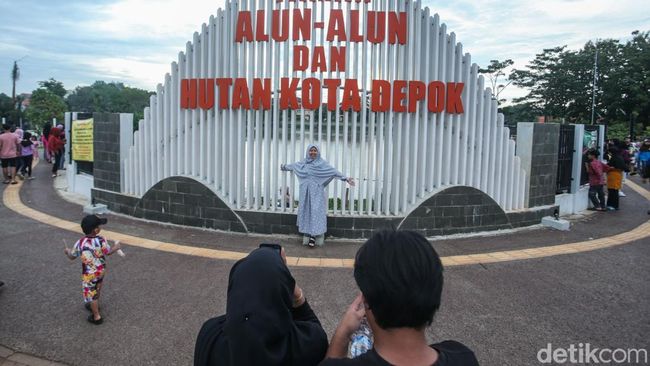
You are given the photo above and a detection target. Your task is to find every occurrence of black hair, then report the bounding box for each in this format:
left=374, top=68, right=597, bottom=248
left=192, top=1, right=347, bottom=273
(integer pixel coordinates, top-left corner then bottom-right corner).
left=2, top=124, right=9, bottom=131
left=354, top=230, right=443, bottom=330
left=587, top=148, right=599, bottom=157
left=43, top=123, right=51, bottom=139
left=641, top=140, right=650, bottom=152
left=21, top=132, right=33, bottom=147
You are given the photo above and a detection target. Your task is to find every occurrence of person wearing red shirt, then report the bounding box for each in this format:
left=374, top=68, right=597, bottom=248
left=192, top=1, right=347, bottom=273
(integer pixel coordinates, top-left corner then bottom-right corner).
left=47, top=127, right=66, bottom=177
left=585, top=149, right=609, bottom=212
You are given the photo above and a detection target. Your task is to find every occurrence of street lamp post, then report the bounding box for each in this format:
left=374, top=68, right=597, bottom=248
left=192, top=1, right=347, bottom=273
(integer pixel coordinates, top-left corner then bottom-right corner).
left=591, top=44, right=598, bottom=125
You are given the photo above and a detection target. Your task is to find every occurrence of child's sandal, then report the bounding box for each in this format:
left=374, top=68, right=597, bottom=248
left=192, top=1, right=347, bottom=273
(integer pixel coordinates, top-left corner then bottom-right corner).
left=87, top=314, right=103, bottom=325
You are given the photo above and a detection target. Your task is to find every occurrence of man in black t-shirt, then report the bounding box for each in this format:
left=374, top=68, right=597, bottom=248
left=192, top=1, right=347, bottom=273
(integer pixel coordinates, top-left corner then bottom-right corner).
left=320, top=230, right=479, bottom=366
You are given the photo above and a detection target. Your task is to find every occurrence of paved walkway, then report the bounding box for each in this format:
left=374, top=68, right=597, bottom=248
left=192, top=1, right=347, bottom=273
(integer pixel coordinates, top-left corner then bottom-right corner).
left=1, top=162, right=648, bottom=365
left=0, top=345, right=66, bottom=366
left=6, top=178, right=650, bottom=267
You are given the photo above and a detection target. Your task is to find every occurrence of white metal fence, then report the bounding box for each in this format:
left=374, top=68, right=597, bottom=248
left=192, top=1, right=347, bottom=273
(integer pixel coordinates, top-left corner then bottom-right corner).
left=123, top=0, right=527, bottom=216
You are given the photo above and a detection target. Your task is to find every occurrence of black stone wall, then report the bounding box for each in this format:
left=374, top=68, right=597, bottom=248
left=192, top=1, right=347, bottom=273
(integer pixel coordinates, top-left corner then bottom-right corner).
left=92, top=177, right=557, bottom=239
left=92, top=188, right=139, bottom=215
left=400, top=186, right=511, bottom=236
left=93, top=113, right=122, bottom=192
left=528, top=123, right=560, bottom=207
left=94, top=177, right=248, bottom=232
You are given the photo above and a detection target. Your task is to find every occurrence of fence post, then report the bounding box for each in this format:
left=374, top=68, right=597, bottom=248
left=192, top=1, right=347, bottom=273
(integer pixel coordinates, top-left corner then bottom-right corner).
left=571, top=124, right=585, bottom=196
left=65, top=112, right=75, bottom=192
left=598, top=125, right=606, bottom=158
left=516, top=122, right=534, bottom=208
left=119, top=114, right=134, bottom=193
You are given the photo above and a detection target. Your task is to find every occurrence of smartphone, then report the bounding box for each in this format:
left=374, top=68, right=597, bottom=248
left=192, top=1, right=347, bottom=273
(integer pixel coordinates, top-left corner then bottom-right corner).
left=259, top=243, right=282, bottom=254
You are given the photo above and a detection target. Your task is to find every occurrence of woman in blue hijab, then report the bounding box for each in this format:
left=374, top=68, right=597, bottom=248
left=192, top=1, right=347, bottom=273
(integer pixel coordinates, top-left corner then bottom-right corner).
left=281, top=145, right=355, bottom=247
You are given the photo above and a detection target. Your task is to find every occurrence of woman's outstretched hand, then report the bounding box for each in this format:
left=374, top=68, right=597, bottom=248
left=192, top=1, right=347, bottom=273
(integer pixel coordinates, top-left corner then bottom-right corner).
left=346, top=178, right=356, bottom=186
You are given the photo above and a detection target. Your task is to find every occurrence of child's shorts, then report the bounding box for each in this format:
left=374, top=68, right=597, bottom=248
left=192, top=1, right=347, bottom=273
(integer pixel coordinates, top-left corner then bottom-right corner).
left=82, top=275, right=104, bottom=303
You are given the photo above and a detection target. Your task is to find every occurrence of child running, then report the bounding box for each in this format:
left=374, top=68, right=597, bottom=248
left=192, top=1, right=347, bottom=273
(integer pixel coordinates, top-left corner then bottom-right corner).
left=19, top=131, right=35, bottom=180
left=64, top=215, right=121, bottom=325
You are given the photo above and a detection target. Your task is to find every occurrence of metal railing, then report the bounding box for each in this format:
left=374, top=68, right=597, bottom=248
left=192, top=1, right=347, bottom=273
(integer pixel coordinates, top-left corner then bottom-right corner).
left=556, top=125, right=575, bottom=193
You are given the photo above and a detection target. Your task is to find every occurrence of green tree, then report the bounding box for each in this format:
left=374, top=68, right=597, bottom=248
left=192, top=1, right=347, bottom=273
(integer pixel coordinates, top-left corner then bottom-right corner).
left=610, top=31, right=650, bottom=134
left=606, top=122, right=631, bottom=140
left=38, top=78, right=67, bottom=98
left=0, top=93, right=24, bottom=126
left=479, top=59, right=514, bottom=105
left=24, top=89, right=67, bottom=130
left=510, top=46, right=575, bottom=121
left=0, top=93, right=14, bottom=120
left=66, top=81, right=153, bottom=123
left=510, top=31, right=649, bottom=132
left=500, top=102, right=539, bottom=125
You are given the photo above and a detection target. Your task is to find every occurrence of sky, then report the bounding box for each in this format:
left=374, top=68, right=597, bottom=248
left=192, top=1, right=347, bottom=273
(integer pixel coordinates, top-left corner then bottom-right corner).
left=0, top=0, right=649, bottom=104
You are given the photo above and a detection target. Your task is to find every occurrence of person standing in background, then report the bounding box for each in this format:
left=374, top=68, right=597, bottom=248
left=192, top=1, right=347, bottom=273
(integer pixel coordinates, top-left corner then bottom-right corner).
left=31, top=134, right=40, bottom=163
left=638, top=138, right=650, bottom=184
left=42, top=123, right=51, bottom=163
left=606, top=146, right=626, bottom=211
left=14, top=128, right=24, bottom=177
left=19, top=131, right=35, bottom=180
left=56, top=124, right=66, bottom=170
left=48, top=127, right=65, bottom=178
left=0, top=124, right=21, bottom=184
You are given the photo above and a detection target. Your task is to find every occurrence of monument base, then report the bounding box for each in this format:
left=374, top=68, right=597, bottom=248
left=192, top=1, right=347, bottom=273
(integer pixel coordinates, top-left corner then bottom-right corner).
left=92, top=177, right=558, bottom=239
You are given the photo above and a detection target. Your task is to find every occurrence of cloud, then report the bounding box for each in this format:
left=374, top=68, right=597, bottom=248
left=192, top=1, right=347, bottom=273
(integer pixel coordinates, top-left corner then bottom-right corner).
left=87, top=0, right=226, bottom=41
left=1, top=0, right=649, bottom=103
left=421, top=0, right=650, bottom=103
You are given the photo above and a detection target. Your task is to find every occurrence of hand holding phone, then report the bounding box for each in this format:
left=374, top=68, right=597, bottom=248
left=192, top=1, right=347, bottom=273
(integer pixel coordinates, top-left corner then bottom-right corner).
left=259, top=243, right=282, bottom=254
left=259, top=243, right=286, bottom=264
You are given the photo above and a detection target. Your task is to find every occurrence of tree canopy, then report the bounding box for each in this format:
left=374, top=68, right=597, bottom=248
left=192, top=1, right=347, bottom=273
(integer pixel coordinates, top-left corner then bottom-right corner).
left=479, top=59, right=514, bottom=105
left=66, top=81, right=154, bottom=123
left=24, top=88, right=67, bottom=129
left=0, top=93, right=21, bottom=125
left=507, top=31, right=649, bottom=137
left=9, top=79, right=155, bottom=130
left=39, top=78, right=67, bottom=99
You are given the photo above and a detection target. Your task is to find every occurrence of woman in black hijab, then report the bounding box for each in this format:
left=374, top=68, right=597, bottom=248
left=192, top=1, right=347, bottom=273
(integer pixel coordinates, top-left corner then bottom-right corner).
left=194, top=246, right=328, bottom=366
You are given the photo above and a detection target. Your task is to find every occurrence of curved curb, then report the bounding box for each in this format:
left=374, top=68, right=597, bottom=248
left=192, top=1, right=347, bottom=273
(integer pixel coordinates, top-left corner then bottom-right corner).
left=4, top=178, right=649, bottom=268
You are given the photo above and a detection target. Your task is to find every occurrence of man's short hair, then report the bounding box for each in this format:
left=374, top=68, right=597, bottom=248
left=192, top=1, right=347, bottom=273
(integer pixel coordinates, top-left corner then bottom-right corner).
left=354, top=230, right=443, bottom=330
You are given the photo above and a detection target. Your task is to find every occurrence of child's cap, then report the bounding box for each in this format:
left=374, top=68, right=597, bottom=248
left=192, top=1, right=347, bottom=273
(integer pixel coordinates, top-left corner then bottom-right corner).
left=81, top=215, right=108, bottom=235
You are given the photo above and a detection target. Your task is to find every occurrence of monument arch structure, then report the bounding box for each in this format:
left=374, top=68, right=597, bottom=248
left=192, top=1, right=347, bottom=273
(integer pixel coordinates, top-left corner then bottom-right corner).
left=91, top=0, right=557, bottom=238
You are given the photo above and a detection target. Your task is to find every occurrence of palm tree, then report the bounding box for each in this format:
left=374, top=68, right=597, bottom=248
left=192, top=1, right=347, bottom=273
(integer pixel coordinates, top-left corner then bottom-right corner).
left=11, top=61, right=20, bottom=105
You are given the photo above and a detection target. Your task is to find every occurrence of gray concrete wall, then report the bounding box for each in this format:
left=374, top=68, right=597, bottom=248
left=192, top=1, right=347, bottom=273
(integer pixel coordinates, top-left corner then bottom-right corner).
left=518, top=123, right=560, bottom=208
left=528, top=123, right=560, bottom=207
left=93, top=113, right=122, bottom=193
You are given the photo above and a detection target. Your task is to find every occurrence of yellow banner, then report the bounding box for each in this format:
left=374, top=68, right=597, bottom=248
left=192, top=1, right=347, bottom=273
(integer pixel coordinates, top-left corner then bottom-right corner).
left=72, top=118, right=94, bottom=162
